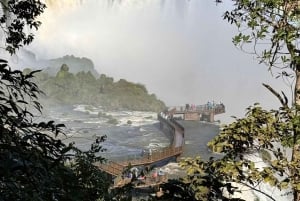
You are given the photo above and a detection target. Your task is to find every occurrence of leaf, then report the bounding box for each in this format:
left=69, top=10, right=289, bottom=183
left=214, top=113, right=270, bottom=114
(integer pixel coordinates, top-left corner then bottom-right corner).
left=280, top=181, right=289, bottom=189
left=0, top=59, right=8, bottom=63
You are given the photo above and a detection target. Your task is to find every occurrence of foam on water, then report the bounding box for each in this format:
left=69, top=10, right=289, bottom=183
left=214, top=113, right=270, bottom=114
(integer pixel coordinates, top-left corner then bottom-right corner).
left=73, top=104, right=158, bottom=127
left=41, top=104, right=170, bottom=159
left=213, top=153, right=292, bottom=201
left=83, top=119, right=107, bottom=124
left=106, top=110, right=158, bottom=127
left=158, top=154, right=292, bottom=201
left=73, top=104, right=103, bottom=115
left=245, top=154, right=292, bottom=201
left=147, top=142, right=167, bottom=150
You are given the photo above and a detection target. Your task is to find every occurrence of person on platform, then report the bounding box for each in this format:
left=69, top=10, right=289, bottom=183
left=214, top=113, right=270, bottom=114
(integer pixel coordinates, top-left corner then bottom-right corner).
left=148, top=148, right=152, bottom=159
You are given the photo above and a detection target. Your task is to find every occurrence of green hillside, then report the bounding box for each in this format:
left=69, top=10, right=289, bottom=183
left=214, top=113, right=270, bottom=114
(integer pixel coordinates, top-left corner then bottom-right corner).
left=24, top=64, right=166, bottom=112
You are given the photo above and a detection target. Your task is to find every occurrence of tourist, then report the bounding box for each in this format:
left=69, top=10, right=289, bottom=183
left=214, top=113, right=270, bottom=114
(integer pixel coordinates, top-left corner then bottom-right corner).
left=141, top=149, right=146, bottom=157
left=152, top=169, right=158, bottom=182
left=148, top=148, right=152, bottom=159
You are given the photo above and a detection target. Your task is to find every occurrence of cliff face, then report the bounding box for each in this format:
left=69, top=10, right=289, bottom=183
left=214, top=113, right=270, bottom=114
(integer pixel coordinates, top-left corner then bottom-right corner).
left=28, top=63, right=166, bottom=112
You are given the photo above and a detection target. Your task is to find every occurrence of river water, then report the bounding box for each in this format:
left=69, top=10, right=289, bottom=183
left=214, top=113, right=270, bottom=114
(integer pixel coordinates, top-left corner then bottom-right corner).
left=37, top=104, right=220, bottom=161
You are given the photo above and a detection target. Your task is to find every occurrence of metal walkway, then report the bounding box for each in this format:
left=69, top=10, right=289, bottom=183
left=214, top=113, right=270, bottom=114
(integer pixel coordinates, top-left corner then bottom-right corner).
left=97, top=146, right=183, bottom=176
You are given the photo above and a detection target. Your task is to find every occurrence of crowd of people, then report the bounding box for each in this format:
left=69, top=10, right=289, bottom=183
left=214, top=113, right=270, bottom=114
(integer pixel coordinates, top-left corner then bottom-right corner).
left=185, top=101, right=224, bottom=111
left=158, top=101, right=225, bottom=120
left=116, top=166, right=167, bottom=187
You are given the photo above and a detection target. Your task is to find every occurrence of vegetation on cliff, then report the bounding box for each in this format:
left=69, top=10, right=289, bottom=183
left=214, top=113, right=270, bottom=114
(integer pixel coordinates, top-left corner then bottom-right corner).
left=24, top=63, right=166, bottom=112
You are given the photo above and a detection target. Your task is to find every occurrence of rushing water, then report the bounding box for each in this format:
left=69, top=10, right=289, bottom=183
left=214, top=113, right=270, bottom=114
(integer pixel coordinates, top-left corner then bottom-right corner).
left=38, top=104, right=168, bottom=160
left=37, top=104, right=220, bottom=161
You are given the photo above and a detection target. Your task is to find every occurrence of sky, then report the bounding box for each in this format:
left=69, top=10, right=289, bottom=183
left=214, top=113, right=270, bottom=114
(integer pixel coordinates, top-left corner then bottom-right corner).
left=27, top=0, right=293, bottom=123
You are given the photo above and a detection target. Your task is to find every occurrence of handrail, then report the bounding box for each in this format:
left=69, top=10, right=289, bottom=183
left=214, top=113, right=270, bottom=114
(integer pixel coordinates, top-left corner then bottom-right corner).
left=98, top=161, right=124, bottom=176
left=158, top=114, right=184, bottom=132
left=167, top=104, right=225, bottom=115
left=98, top=146, right=183, bottom=176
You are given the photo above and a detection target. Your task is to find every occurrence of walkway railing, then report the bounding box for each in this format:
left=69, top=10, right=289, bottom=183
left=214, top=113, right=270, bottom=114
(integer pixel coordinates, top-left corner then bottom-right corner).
left=98, top=146, right=183, bottom=176
left=97, top=161, right=124, bottom=176
left=168, top=103, right=225, bottom=115
left=158, top=113, right=184, bottom=132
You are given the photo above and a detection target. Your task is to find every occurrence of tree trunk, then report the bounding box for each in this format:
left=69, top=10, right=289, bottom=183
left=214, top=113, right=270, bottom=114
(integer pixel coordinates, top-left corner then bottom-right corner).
left=293, top=68, right=300, bottom=201
left=295, top=70, right=300, bottom=105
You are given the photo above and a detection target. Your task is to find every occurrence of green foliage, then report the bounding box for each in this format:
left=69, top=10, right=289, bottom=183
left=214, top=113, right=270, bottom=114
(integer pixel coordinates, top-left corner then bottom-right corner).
left=210, top=104, right=300, bottom=188
left=0, top=0, right=46, bottom=54
left=179, top=103, right=300, bottom=200
left=67, top=136, right=111, bottom=201
left=179, top=156, right=240, bottom=201
left=187, top=1, right=300, bottom=200
left=109, top=183, right=134, bottom=201
left=259, top=149, right=272, bottom=163
left=150, top=179, right=197, bottom=201
left=36, top=68, right=166, bottom=112
left=0, top=2, right=112, bottom=201
left=0, top=59, right=110, bottom=201
left=224, top=0, right=300, bottom=76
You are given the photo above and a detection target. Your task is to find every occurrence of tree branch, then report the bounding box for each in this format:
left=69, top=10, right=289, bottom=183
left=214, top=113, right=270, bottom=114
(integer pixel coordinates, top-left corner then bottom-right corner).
left=239, top=181, right=276, bottom=201
left=262, top=83, right=288, bottom=107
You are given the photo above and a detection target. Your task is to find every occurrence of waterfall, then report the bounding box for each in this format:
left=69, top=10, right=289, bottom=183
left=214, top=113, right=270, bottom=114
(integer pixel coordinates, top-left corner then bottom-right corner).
left=44, top=0, right=84, bottom=8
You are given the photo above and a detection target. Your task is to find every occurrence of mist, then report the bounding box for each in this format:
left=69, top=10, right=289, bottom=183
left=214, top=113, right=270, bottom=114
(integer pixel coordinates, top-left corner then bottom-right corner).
left=27, top=0, right=292, bottom=123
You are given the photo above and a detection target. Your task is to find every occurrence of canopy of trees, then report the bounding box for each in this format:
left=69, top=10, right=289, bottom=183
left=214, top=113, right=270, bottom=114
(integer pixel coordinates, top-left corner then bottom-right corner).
left=29, top=64, right=166, bottom=112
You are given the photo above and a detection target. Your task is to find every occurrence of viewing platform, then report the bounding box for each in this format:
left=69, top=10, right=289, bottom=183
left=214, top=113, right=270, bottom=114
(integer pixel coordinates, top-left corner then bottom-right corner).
left=165, top=102, right=225, bottom=122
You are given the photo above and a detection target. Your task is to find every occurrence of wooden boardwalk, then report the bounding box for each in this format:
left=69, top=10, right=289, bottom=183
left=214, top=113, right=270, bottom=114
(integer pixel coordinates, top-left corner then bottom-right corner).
left=97, top=146, right=183, bottom=176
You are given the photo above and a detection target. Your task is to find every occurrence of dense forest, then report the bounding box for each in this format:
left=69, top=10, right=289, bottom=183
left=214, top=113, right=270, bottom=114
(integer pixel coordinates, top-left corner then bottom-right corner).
left=23, top=62, right=166, bottom=112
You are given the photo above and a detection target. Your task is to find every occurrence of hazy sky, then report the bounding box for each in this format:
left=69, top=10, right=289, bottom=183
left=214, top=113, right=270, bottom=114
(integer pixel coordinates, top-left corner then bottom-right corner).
left=28, top=0, right=292, bottom=123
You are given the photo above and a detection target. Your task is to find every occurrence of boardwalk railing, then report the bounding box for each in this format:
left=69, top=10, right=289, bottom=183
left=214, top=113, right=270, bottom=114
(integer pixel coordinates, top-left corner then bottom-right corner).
left=97, top=161, right=124, bottom=176
left=98, top=146, right=183, bottom=176
left=158, top=113, right=184, bottom=132
left=168, top=103, right=225, bottom=115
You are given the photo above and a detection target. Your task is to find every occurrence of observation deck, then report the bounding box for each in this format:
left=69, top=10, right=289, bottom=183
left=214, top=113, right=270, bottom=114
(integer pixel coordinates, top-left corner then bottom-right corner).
left=165, top=103, right=225, bottom=122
